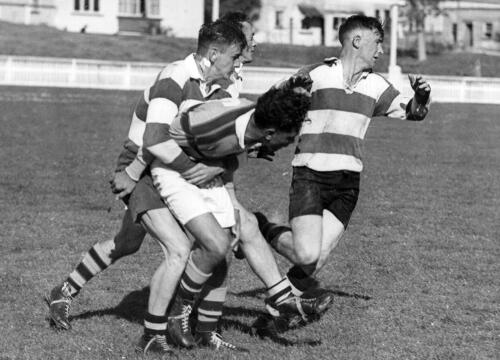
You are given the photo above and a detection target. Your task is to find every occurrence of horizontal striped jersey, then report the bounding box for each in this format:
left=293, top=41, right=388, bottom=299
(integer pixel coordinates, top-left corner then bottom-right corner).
left=292, top=58, right=423, bottom=173
left=114, top=54, right=238, bottom=180
left=152, top=98, right=256, bottom=171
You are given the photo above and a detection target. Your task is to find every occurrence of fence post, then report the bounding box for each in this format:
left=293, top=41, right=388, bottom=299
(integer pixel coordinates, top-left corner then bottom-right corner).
left=5, top=56, right=13, bottom=83
left=124, top=63, right=131, bottom=89
left=69, top=59, right=77, bottom=85
left=460, top=79, right=467, bottom=102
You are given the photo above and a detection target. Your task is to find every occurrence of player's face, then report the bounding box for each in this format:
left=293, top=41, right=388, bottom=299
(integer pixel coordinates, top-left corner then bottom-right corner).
left=266, top=129, right=299, bottom=151
left=359, top=29, right=384, bottom=69
left=208, top=43, right=242, bottom=81
left=240, top=21, right=256, bottom=63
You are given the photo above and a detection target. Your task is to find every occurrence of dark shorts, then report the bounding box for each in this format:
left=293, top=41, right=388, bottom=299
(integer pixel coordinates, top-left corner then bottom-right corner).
left=289, top=166, right=360, bottom=229
left=127, top=173, right=167, bottom=222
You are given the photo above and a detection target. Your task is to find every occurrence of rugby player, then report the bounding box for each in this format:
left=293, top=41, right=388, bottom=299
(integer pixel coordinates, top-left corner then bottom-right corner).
left=257, top=15, right=431, bottom=298
left=146, top=85, right=311, bottom=352
left=47, top=20, right=247, bottom=352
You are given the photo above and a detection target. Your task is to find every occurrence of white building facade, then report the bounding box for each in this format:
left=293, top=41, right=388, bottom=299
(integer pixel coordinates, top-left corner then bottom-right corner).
left=255, top=0, right=401, bottom=46
left=0, top=0, right=203, bottom=38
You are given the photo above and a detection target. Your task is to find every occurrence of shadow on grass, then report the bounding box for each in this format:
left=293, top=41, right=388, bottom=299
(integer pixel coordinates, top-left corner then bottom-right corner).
left=231, top=286, right=372, bottom=301
left=70, top=287, right=149, bottom=324
left=70, top=287, right=322, bottom=347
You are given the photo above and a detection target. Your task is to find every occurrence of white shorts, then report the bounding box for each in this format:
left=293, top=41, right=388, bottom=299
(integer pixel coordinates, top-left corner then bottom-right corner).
left=151, top=165, right=235, bottom=228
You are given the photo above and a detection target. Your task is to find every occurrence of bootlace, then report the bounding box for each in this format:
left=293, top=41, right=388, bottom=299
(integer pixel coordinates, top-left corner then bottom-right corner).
left=180, top=304, right=192, bottom=333
left=210, top=332, right=236, bottom=350
left=51, top=282, right=73, bottom=316
left=154, top=335, right=170, bottom=351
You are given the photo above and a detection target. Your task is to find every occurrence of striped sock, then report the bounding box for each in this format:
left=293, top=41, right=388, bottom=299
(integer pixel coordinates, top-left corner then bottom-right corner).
left=66, top=242, right=113, bottom=296
left=177, top=253, right=212, bottom=302
left=286, top=264, right=319, bottom=296
left=266, top=277, right=292, bottom=305
left=261, top=224, right=291, bottom=247
left=196, top=286, right=227, bottom=333
left=144, top=312, right=167, bottom=336
left=255, top=213, right=291, bottom=246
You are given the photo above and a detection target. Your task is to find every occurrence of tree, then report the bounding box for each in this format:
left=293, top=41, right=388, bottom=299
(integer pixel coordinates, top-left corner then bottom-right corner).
left=406, top=0, right=442, bottom=61
left=204, top=0, right=261, bottom=23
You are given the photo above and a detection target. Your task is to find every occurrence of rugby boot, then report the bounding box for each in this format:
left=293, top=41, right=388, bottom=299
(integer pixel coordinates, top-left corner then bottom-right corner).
left=195, top=331, right=249, bottom=353
left=135, top=333, right=174, bottom=356
left=47, top=282, right=73, bottom=330
left=167, top=297, right=196, bottom=348
left=265, top=292, right=334, bottom=330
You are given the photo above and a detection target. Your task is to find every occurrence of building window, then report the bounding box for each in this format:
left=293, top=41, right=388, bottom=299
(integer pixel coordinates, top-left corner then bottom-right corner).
left=452, top=23, right=458, bottom=44
left=375, top=9, right=380, bottom=20
left=74, top=0, right=99, bottom=12
left=484, top=23, right=493, bottom=39
left=119, top=0, right=158, bottom=16
left=149, top=0, right=159, bottom=16
left=275, top=10, right=284, bottom=29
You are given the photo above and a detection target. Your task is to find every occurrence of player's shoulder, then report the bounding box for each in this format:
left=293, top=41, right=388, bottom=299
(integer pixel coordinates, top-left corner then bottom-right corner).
left=366, top=71, right=393, bottom=88
left=157, top=58, right=191, bottom=86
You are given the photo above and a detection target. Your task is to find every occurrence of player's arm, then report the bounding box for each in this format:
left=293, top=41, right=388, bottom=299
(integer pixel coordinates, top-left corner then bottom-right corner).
left=110, top=133, right=143, bottom=198
left=142, top=76, right=197, bottom=173
left=221, top=167, right=241, bottom=243
left=373, top=74, right=431, bottom=121
left=406, top=74, right=431, bottom=120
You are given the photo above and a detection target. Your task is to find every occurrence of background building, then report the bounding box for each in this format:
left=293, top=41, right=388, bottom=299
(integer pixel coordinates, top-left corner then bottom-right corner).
left=0, top=0, right=203, bottom=37
left=254, top=0, right=399, bottom=46
left=424, top=0, right=500, bottom=51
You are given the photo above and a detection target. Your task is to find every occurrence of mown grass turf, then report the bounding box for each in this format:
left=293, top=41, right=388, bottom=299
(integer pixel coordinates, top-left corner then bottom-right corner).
left=1, top=20, right=500, bottom=77
left=0, top=87, right=498, bottom=359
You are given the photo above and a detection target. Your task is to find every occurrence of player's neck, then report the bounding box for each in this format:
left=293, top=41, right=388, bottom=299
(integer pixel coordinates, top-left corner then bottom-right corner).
left=193, top=53, right=210, bottom=82
left=339, top=53, right=370, bottom=88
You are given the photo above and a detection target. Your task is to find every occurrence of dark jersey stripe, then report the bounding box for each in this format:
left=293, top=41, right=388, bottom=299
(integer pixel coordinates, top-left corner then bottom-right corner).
left=190, top=103, right=254, bottom=134
left=296, top=133, right=363, bottom=159
left=134, top=96, right=148, bottom=122
left=149, top=77, right=183, bottom=106
left=311, top=88, right=376, bottom=117
left=373, top=84, right=401, bottom=117
left=143, top=123, right=171, bottom=148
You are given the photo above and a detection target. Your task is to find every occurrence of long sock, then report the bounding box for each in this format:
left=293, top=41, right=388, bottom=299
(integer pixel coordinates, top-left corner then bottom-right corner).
left=266, top=277, right=292, bottom=305
left=255, top=213, right=291, bottom=246
left=286, top=264, right=319, bottom=296
left=66, top=242, right=113, bottom=296
left=144, top=312, right=167, bottom=336
left=177, top=253, right=212, bottom=303
left=196, top=286, right=227, bottom=333
left=261, top=224, right=291, bottom=247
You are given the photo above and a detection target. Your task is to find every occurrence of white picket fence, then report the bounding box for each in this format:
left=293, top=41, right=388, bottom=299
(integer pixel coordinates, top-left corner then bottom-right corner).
left=0, top=55, right=500, bottom=104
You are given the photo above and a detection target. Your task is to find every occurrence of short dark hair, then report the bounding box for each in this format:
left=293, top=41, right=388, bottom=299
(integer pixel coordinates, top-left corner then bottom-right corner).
left=338, top=15, right=384, bottom=45
left=254, top=88, right=310, bottom=133
left=197, top=19, right=247, bottom=53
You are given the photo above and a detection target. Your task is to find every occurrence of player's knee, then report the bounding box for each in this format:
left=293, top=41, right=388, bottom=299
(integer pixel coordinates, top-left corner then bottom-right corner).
left=167, top=242, right=191, bottom=266
left=293, top=246, right=320, bottom=266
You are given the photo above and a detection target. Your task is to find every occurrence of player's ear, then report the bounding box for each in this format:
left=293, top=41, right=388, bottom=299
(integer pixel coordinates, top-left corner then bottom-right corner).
left=264, top=128, right=276, bottom=141
left=207, top=46, right=218, bottom=64
left=352, top=34, right=361, bottom=49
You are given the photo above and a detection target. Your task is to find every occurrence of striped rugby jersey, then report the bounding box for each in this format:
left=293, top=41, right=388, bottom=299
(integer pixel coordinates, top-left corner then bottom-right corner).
left=292, top=58, right=426, bottom=173
left=152, top=98, right=255, bottom=172
left=115, top=54, right=238, bottom=180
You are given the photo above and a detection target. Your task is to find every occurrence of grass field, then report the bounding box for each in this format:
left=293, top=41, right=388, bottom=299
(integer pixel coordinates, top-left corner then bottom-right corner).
left=1, top=20, right=500, bottom=77
left=0, top=86, right=498, bottom=360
